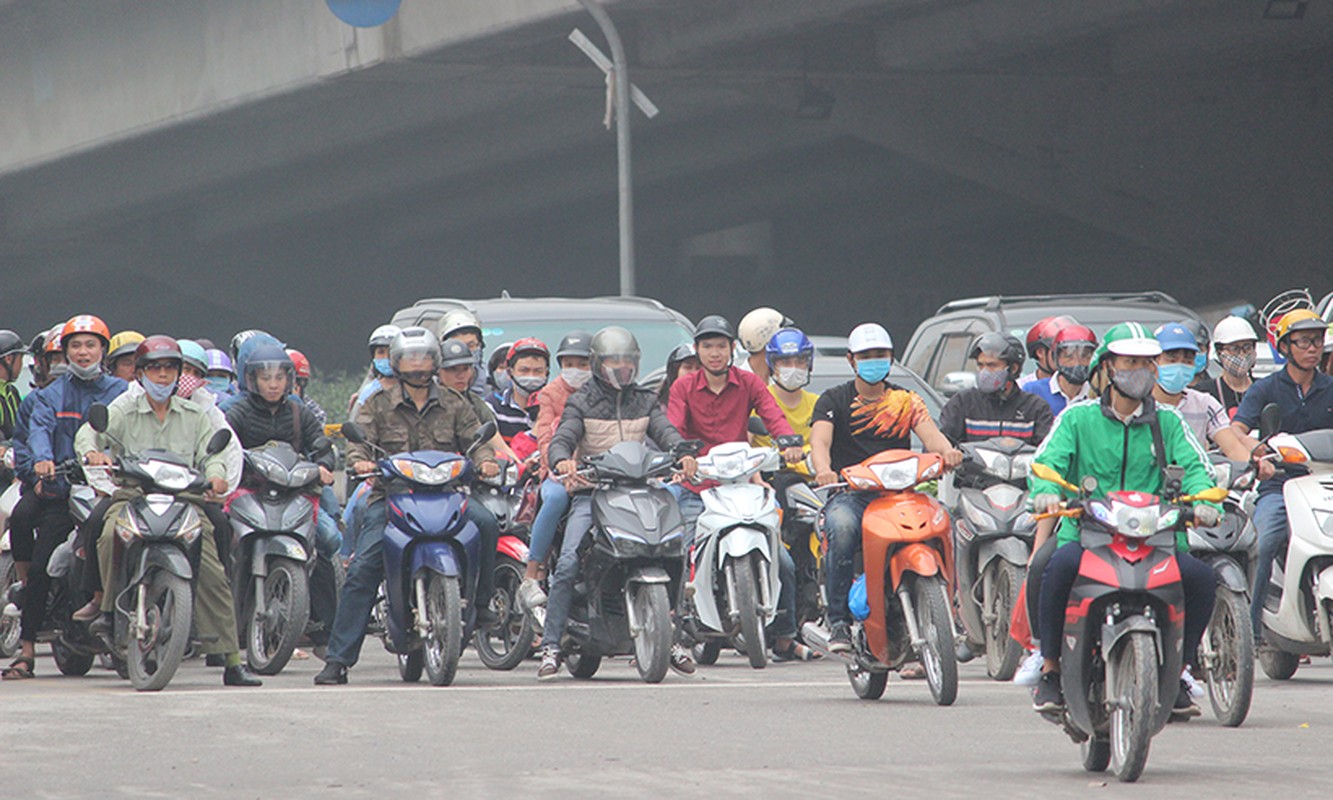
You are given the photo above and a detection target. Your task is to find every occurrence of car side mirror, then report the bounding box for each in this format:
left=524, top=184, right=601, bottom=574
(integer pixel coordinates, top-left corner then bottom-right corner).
left=938, top=371, right=976, bottom=398
left=87, top=404, right=109, bottom=433
left=206, top=429, right=232, bottom=456
left=1259, top=403, right=1282, bottom=440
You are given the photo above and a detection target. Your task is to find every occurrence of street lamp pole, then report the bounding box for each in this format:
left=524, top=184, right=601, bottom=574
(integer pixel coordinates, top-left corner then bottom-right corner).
left=577, top=0, right=635, bottom=297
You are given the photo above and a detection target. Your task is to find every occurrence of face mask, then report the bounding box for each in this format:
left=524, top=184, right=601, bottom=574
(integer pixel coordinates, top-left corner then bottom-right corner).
left=373, top=358, right=393, bottom=378
left=492, top=370, right=513, bottom=393
left=1192, top=352, right=1208, bottom=377
left=975, top=367, right=1009, bottom=394
left=855, top=358, right=891, bottom=384
left=1111, top=366, right=1157, bottom=400
left=562, top=367, right=591, bottom=389
left=600, top=364, right=637, bottom=389
left=773, top=366, right=810, bottom=391
left=176, top=373, right=205, bottom=399
left=513, top=375, right=546, bottom=394
left=1058, top=364, right=1090, bottom=385
left=1155, top=363, right=1193, bottom=395
left=206, top=377, right=232, bottom=395
left=1219, top=351, right=1256, bottom=379
left=67, top=361, right=102, bottom=382
left=140, top=376, right=177, bottom=403
left=48, top=363, right=69, bottom=380
left=399, top=371, right=434, bottom=389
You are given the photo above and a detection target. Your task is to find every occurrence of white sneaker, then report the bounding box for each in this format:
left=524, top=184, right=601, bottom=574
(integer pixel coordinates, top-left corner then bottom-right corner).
left=1013, top=650, right=1044, bottom=687
left=1, top=602, right=18, bottom=620
left=1182, top=666, right=1205, bottom=699
left=517, top=578, right=547, bottom=611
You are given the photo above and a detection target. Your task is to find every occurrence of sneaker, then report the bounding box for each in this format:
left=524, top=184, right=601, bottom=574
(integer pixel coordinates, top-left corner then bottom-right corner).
left=1172, top=679, right=1202, bottom=718
left=670, top=643, right=697, bottom=675
left=537, top=647, right=561, bottom=681
left=1032, top=671, right=1065, bottom=712
left=828, top=622, right=853, bottom=654
left=314, top=661, right=348, bottom=685
left=5, top=582, right=23, bottom=609
left=89, top=613, right=113, bottom=638
left=955, top=640, right=976, bottom=663
left=1, top=603, right=18, bottom=620
left=1181, top=667, right=1205, bottom=699
left=517, top=578, right=547, bottom=611
left=1013, top=650, right=1044, bottom=687
left=474, top=607, right=500, bottom=628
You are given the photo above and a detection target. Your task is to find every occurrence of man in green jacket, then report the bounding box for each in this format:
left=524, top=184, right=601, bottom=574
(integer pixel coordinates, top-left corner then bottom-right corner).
left=1027, top=323, right=1220, bottom=717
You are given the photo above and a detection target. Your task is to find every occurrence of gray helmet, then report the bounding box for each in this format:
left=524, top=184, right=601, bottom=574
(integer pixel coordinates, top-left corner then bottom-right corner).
left=439, top=338, right=475, bottom=369
left=1179, top=319, right=1210, bottom=352
left=693, top=314, right=735, bottom=343
left=969, top=332, right=1025, bottom=367
left=438, top=309, right=483, bottom=343
left=667, top=342, right=697, bottom=369
left=0, top=329, right=24, bottom=360
left=389, top=327, right=441, bottom=373
left=555, top=329, right=593, bottom=360
left=367, top=324, right=402, bottom=352
left=590, top=326, right=641, bottom=390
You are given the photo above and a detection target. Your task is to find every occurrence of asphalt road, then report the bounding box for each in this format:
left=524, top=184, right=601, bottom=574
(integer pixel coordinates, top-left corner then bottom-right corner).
left=3, top=646, right=1330, bottom=798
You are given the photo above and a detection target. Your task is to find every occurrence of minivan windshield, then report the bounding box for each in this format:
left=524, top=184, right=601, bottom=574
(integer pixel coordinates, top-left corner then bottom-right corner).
left=479, top=320, right=693, bottom=375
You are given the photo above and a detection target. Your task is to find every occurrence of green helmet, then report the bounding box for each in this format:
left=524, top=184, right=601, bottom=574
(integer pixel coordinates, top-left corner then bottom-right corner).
left=1090, top=322, right=1162, bottom=372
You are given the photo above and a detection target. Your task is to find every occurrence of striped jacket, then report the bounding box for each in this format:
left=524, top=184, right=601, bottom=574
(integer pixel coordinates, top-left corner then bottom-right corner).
left=937, top=386, right=1054, bottom=447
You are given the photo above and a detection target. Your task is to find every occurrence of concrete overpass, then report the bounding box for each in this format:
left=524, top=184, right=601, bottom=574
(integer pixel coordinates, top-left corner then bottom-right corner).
left=1, top=0, right=1329, bottom=369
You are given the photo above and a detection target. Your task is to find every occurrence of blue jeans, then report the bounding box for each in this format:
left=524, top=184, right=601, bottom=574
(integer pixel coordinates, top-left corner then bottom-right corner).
left=771, top=545, right=799, bottom=639
left=529, top=478, right=569, bottom=564
left=340, top=483, right=370, bottom=560
left=668, top=485, right=705, bottom=545
left=823, top=491, right=877, bottom=626
left=540, top=494, right=594, bottom=651
left=1250, top=492, right=1289, bottom=635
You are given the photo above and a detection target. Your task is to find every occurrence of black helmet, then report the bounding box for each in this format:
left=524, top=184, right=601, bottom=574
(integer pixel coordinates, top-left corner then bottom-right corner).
left=0, top=330, right=24, bottom=360
left=969, top=332, right=1025, bottom=367
left=555, top=330, right=593, bottom=360
left=667, top=342, right=697, bottom=369
left=28, top=331, right=47, bottom=356
left=590, top=326, right=641, bottom=389
left=440, top=339, right=474, bottom=369
left=693, top=315, right=735, bottom=342
left=243, top=343, right=294, bottom=394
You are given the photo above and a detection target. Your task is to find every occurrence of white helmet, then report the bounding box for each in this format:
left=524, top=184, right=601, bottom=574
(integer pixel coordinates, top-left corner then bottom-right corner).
left=847, top=323, right=894, bottom=354
left=438, top=309, right=483, bottom=343
left=738, top=307, right=790, bottom=354
left=368, top=324, right=402, bottom=352
left=389, top=327, right=441, bottom=373
left=1211, top=316, right=1259, bottom=346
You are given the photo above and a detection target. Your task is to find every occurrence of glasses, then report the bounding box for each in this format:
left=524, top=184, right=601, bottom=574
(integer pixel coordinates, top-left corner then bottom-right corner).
left=1288, top=335, right=1325, bottom=351
left=1216, top=343, right=1255, bottom=355
left=142, top=361, right=179, bottom=374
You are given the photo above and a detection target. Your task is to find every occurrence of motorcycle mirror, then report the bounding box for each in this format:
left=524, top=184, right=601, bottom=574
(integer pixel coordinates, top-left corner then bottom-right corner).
left=1031, top=462, right=1079, bottom=493
left=1259, top=403, right=1282, bottom=440
left=775, top=434, right=804, bottom=450
left=311, top=436, right=333, bottom=459
left=205, top=428, right=232, bottom=456
left=467, top=421, right=498, bottom=456
left=747, top=416, right=769, bottom=437
left=87, top=403, right=109, bottom=433
left=1079, top=475, right=1099, bottom=495
left=1183, top=486, right=1229, bottom=504
left=674, top=439, right=701, bottom=457
left=340, top=422, right=366, bottom=445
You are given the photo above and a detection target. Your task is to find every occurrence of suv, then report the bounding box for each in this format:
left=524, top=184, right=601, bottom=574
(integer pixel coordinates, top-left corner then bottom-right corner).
left=902, top=292, right=1204, bottom=395
left=389, top=293, right=694, bottom=386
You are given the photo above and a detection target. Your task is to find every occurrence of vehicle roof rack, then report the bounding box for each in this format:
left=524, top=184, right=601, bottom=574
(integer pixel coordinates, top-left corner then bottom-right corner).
left=935, top=291, right=1181, bottom=315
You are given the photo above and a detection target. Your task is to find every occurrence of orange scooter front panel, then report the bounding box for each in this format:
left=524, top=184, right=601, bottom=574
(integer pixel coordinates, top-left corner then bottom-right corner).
left=860, top=493, right=953, bottom=666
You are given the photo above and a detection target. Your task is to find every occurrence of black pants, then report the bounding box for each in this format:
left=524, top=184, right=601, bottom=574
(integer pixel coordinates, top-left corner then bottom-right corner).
left=1025, top=536, right=1058, bottom=643
left=8, top=488, right=42, bottom=563
left=19, top=497, right=76, bottom=642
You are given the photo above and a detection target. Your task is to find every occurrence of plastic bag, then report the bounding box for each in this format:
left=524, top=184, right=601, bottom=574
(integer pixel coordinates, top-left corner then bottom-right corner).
left=848, top=574, right=870, bottom=621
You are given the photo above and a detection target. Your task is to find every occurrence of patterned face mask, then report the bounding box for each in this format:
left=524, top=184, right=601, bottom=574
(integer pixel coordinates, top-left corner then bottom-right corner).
left=1219, top=351, right=1256, bottom=378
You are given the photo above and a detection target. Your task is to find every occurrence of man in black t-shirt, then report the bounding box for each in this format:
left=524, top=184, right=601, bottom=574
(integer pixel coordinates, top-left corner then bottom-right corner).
left=810, top=324, right=961, bottom=652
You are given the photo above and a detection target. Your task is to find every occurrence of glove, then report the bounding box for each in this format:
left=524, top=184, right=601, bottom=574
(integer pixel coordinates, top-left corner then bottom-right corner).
left=1031, top=494, right=1062, bottom=514
left=1192, top=505, right=1221, bottom=528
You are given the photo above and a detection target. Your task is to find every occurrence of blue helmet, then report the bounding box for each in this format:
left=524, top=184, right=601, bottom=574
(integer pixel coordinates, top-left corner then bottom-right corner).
left=765, top=327, right=814, bottom=371
left=1153, top=322, right=1199, bottom=353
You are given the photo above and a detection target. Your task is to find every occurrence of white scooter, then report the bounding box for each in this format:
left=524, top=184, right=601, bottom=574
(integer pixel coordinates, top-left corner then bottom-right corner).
left=685, top=438, right=799, bottom=669
left=1, top=478, right=22, bottom=658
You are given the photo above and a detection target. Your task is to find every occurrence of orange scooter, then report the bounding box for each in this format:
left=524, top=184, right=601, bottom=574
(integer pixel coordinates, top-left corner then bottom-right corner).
left=804, top=449, right=958, bottom=705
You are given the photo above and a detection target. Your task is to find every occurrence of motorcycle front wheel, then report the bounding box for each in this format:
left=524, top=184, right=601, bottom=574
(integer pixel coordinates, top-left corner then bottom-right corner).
left=566, top=650, right=602, bottom=679
left=52, top=639, right=94, bottom=676
left=127, top=571, right=193, bottom=692
left=983, top=561, right=1024, bottom=681
left=847, top=661, right=888, bottom=700
left=0, top=552, right=20, bottom=658
left=1203, top=587, right=1254, bottom=727
left=423, top=574, right=462, bottom=686
left=398, top=649, right=424, bottom=682
left=631, top=583, right=671, bottom=683
left=914, top=576, right=958, bottom=706
left=245, top=558, right=309, bottom=676
left=732, top=553, right=767, bottom=669
left=475, top=556, right=534, bottom=671
left=1109, top=630, right=1156, bottom=783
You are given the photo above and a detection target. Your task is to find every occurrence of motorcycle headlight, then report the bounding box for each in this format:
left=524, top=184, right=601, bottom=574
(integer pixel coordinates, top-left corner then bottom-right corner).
left=1315, top=510, right=1333, bottom=540
left=142, top=459, right=193, bottom=492
left=870, top=458, right=920, bottom=490
left=392, top=458, right=463, bottom=486
left=960, top=494, right=995, bottom=529
left=175, top=513, right=203, bottom=544
left=115, top=513, right=142, bottom=544
left=1014, top=512, right=1035, bottom=531
left=290, top=464, right=321, bottom=486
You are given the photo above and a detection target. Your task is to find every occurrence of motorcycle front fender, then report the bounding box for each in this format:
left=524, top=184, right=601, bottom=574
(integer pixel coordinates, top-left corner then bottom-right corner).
left=497, top=534, right=528, bottom=563
left=131, top=545, right=193, bottom=584
left=1316, top=569, right=1333, bottom=645
left=1206, top=554, right=1251, bottom=594
left=889, top=543, right=943, bottom=591
left=716, top=526, right=773, bottom=567
left=627, top=566, right=671, bottom=585
left=251, top=535, right=311, bottom=577
left=976, top=536, right=1030, bottom=572
left=411, top=541, right=461, bottom=580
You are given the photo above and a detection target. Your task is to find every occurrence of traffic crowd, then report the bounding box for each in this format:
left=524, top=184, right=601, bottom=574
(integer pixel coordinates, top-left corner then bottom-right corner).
left=0, top=299, right=1330, bottom=712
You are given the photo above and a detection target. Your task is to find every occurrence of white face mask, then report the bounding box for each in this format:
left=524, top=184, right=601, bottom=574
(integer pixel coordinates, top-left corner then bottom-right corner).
left=773, top=366, right=809, bottom=391
left=562, top=367, right=591, bottom=389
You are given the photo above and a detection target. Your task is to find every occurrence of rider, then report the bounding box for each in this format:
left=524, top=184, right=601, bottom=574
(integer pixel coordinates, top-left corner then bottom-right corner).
left=1206, top=316, right=1261, bottom=419
left=74, top=335, right=261, bottom=686
left=656, top=343, right=701, bottom=409
left=1179, top=319, right=1214, bottom=391
left=487, top=338, right=548, bottom=444
left=938, top=332, right=1054, bottom=446
left=536, top=326, right=698, bottom=680
left=1028, top=322, right=1220, bottom=717
left=315, top=328, right=502, bottom=685
left=105, top=331, right=145, bottom=382
left=1019, top=316, right=1076, bottom=387
left=286, top=348, right=328, bottom=426
left=812, top=323, right=963, bottom=653
left=352, top=324, right=402, bottom=414
left=737, top=307, right=791, bottom=384
left=1150, top=323, right=1231, bottom=449
left=438, top=309, right=488, bottom=396
left=1025, top=325, right=1097, bottom=416
left=203, top=349, right=237, bottom=399
left=1224, top=309, right=1332, bottom=637
left=0, top=330, right=23, bottom=442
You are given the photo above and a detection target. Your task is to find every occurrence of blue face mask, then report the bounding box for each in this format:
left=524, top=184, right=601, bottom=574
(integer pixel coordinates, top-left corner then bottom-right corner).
left=1192, top=351, right=1207, bottom=377
left=855, top=358, right=892, bottom=384
left=1156, top=363, right=1193, bottom=394
left=139, top=376, right=177, bottom=404
left=373, top=357, right=393, bottom=378
left=205, top=377, right=232, bottom=395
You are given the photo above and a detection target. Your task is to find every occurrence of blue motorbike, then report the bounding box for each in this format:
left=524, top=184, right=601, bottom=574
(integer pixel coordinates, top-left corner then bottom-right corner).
left=342, top=422, right=494, bottom=686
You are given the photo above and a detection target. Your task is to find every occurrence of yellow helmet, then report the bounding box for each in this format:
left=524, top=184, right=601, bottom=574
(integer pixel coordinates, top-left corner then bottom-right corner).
left=1272, top=309, right=1325, bottom=346
left=107, top=330, right=145, bottom=361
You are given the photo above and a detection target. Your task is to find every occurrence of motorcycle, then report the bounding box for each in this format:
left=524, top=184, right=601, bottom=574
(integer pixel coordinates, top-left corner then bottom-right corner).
left=557, top=440, right=694, bottom=683
left=226, top=439, right=330, bottom=675
left=88, top=403, right=233, bottom=691
left=1, top=475, right=22, bottom=658
left=685, top=437, right=801, bottom=669
left=945, top=436, right=1037, bottom=681
left=470, top=458, right=540, bottom=670
left=802, top=449, right=959, bottom=706
left=342, top=420, right=496, bottom=686
left=1029, top=461, right=1227, bottom=783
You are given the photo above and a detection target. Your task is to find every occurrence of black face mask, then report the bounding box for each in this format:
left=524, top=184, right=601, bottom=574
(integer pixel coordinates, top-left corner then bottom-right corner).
left=399, top=371, right=434, bottom=388
left=1058, top=364, right=1090, bottom=385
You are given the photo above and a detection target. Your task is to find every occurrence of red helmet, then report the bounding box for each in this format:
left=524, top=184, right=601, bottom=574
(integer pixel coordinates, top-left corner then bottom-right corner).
left=1053, top=324, right=1097, bottom=350
left=286, top=348, right=311, bottom=380
left=1025, top=315, right=1077, bottom=358
left=135, top=335, right=182, bottom=367
left=506, top=337, right=550, bottom=366
left=61, top=314, right=111, bottom=351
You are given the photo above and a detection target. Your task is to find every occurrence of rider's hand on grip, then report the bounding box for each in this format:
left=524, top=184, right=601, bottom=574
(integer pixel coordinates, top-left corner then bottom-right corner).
left=1031, top=493, right=1062, bottom=515
left=815, top=469, right=838, bottom=487
left=1191, top=504, right=1221, bottom=528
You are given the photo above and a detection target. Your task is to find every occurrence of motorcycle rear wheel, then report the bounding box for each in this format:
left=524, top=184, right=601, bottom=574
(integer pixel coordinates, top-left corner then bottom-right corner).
left=632, top=583, right=671, bottom=683
left=52, top=639, right=94, bottom=676
left=398, top=649, right=424, bottom=683
left=692, top=640, right=722, bottom=666
left=475, top=557, right=535, bottom=671
left=423, top=574, right=462, bottom=686
left=566, top=650, right=602, bottom=679
left=1258, top=646, right=1298, bottom=680
left=127, top=571, right=192, bottom=692
left=983, top=561, right=1024, bottom=681
left=847, top=662, right=888, bottom=700
left=1081, top=736, right=1111, bottom=773
left=1109, top=631, right=1156, bottom=783
left=733, top=554, right=767, bottom=669
left=0, top=553, right=20, bottom=658
left=914, top=577, right=958, bottom=706
left=245, top=558, right=309, bottom=676
left=1203, top=587, right=1254, bottom=727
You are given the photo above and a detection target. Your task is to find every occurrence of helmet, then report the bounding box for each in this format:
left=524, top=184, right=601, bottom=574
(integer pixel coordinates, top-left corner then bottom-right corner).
left=0, top=330, right=24, bottom=360
left=667, top=342, right=697, bottom=369
left=555, top=330, right=593, bottom=360
left=1091, top=322, right=1162, bottom=371
left=28, top=331, right=47, bottom=356
left=738, top=307, right=791, bottom=354
left=439, top=339, right=475, bottom=369
left=764, top=328, right=814, bottom=370
left=1153, top=322, right=1199, bottom=353
left=60, top=315, right=111, bottom=350
left=135, top=335, right=183, bottom=367
left=286, top=348, right=311, bottom=380
left=178, top=340, right=208, bottom=374
left=229, top=329, right=267, bottom=363
left=44, top=324, right=64, bottom=354
left=1325, top=323, right=1333, bottom=355
left=693, top=315, right=735, bottom=342
left=107, top=331, right=145, bottom=362
left=389, top=327, right=441, bottom=373
left=847, top=323, right=894, bottom=354
left=204, top=349, right=234, bottom=376
left=439, top=309, right=483, bottom=343
left=1212, top=316, right=1259, bottom=346
left=1179, top=319, right=1210, bottom=352
left=367, top=324, right=402, bottom=352
left=1273, top=308, right=1326, bottom=346
left=507, top=337, right=549, bottom=365
left=1025, top=315, right=1076, bottom=358
left=1053, top=324, right=1097, bottom=350
left=590, top=326, right=641, bottom=389
left=243, top=344, right=294, bottom=393
left=969, top=332, right=1025, bottom=367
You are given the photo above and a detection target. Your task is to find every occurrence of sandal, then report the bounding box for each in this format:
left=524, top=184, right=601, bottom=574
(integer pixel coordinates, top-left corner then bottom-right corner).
left=899, top=662, right=926, bottom=680
left=773, top=641, right=821, bottom=662
left=2, top=657, right=35, bottom=680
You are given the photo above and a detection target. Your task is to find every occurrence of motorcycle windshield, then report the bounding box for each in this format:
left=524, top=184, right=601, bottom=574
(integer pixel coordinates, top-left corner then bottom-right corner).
left=589, top=441, right=675, bottom=482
